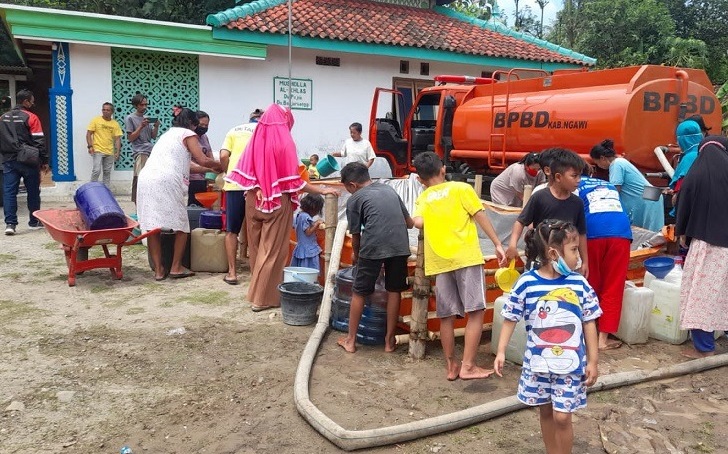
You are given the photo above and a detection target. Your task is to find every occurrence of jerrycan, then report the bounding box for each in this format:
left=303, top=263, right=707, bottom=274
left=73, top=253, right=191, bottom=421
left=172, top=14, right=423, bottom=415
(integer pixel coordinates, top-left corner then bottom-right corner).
left=491, top=294, right=528, bottom=364
left=643, top=265, right=682, bottom=288
left=616, top=282, right=654, bottom=344
left=190, top=228, right=227, bottom=273
left=648, top=276, right=688, bottom=344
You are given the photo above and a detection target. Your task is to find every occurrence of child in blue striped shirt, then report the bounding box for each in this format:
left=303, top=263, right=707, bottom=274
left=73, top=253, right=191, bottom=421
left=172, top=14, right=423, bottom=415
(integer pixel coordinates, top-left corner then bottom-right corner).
left=494, top=219, right=601, bottom=454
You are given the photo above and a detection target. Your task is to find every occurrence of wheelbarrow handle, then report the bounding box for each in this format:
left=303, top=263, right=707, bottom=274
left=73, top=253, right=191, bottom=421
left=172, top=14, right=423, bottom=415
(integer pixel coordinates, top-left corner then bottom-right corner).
left=122, top=227, right=162, bottom=247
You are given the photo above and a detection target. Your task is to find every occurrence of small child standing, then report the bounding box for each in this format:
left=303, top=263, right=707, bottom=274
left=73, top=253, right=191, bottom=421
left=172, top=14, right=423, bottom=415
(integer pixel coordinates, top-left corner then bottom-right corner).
left=412, top=152, right=506, bottom=381
left=494, top=219, right=601, bottom=454
left=338, top=162, right=414, bottom=353
left=291, top=194, right=325, bottom=272
left=308, top=154, right=320, bottom=179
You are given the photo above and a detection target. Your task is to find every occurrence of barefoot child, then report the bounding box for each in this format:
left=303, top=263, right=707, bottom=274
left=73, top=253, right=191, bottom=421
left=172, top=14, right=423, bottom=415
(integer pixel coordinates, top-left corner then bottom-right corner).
left=494, top=219, right=601, bottom=454
left=338, top=162, right=414, bottom=353
left=290, top=194, right=324, bottom=272
left=412, top=152, right=506, bottom=381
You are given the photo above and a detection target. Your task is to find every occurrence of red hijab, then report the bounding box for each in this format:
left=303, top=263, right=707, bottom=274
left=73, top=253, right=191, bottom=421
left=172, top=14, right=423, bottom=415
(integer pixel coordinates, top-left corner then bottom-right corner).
left=226, top=104, right=305, bottom=213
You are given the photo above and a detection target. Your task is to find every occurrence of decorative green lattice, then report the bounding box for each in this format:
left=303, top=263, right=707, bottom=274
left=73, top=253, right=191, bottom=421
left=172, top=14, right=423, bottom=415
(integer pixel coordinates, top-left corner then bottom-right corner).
left=111, top=48, right=199, bottom=170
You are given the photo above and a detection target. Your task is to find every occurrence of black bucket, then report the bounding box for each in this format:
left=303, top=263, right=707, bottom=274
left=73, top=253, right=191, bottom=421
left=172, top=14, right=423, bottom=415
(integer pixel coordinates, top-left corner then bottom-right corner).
left=278, top=282, right=324, bottom=326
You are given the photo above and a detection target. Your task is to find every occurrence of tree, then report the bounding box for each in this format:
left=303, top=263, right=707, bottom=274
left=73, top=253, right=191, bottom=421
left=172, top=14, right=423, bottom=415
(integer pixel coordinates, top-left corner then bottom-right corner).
left=535, top=0, right=549, bottom=39
left=563, top=0, right=675, bottom=68
left=445, top=0, right=494, bottom=21
left=515, top=6, right=540, bottom=37
left=664, top=37, right=708, bottom=69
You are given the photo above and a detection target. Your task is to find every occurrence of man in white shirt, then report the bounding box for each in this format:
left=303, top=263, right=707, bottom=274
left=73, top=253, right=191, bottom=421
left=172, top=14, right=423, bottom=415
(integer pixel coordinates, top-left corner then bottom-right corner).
left=331, top=122, right=376, bottom=167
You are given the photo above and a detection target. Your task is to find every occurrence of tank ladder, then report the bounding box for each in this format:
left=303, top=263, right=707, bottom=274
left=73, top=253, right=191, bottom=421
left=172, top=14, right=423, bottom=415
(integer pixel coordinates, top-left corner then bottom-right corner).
left=488, top=69, right=549, bottom=171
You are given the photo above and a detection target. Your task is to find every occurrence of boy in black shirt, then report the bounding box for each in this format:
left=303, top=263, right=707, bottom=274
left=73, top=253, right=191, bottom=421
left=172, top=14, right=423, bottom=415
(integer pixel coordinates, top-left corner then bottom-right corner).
left=505, top=148, right=589, bottom=277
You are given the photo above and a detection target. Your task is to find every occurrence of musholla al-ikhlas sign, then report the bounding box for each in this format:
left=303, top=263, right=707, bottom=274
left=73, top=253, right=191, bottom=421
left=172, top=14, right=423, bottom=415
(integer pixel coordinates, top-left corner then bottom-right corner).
left=274, top=77, right=313, bottom=110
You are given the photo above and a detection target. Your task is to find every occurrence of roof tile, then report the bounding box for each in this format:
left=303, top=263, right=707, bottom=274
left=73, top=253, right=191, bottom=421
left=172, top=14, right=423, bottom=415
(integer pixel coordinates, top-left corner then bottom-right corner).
left=208, top=0, right=593, bottom=65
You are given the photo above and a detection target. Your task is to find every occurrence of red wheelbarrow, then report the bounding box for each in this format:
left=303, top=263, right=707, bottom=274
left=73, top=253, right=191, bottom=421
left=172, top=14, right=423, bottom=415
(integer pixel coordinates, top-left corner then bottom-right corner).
left=33, top=209, right=160, bottom=286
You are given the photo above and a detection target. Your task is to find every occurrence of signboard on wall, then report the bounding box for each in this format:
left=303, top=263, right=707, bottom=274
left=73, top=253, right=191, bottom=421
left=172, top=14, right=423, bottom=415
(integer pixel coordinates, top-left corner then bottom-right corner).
left=273, top=77, right=313, bottom=110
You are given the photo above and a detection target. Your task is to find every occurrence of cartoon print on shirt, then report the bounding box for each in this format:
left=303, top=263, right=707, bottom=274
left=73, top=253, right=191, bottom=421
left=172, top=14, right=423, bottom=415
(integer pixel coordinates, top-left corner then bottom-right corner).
left=529, top=288, right=583, bottom=374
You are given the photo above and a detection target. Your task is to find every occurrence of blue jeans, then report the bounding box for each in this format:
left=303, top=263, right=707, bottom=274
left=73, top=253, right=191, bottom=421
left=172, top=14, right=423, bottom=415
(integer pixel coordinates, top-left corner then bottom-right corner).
left=3, top=160, right=41, bottom=227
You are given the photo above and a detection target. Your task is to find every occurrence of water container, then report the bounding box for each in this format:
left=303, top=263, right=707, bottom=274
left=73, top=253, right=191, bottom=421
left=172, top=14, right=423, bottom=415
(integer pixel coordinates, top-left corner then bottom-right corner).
left=74, top=182, right=126, bottom=230
left=490, top=294, right=527, bottom=364
left=615, top=282, right=654, bottom=344
left=190, top=228, right=227, bottom=273
left=356, top=305, right=387, bottom=345
left=284, top=267, right=319, bottom=283
left=643, top=265, right=682, bottom=288
left=187, top=206, right=206, bottom=231
left=648, top=278, right=688, bottom=344
left=330, top=296, right=351, bottom=332
left=200, top=210, right=223, bottom=229
left=315, top=154, right=341, bottom=178
left=278, top=282, right=323, bottom=326
left=334, top=266, right=388, bottom=306
left=147, top=229, right=191, bottom=276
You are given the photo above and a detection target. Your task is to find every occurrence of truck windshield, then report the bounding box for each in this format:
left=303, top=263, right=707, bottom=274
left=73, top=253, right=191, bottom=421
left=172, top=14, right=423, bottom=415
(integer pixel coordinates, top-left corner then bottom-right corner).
left=412, top=93, right=439, bottom=128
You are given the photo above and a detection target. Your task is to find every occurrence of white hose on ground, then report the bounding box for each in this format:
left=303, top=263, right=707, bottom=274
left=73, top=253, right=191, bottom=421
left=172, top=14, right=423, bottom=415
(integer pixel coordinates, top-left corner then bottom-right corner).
left=293, top=219, right=728, bottom=451
left=653, top=146, right=675, bottom=178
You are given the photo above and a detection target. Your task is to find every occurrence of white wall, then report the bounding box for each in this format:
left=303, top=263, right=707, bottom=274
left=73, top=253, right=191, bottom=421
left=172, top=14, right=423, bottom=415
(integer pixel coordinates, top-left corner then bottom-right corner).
left=60, top=42, right=506, bottom=193
left=68, top=44, right=127, bottom=183
left=200, top=46, right=498, bottom=159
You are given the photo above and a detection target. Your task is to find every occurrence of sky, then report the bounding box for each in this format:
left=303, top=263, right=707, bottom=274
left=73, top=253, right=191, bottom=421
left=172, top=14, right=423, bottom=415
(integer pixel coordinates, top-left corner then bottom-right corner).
left=495, top=0, right=561, bottom=31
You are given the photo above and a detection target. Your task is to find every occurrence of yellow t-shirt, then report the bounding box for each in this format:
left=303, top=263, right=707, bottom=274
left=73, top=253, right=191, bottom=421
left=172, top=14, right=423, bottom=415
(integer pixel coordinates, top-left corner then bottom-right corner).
left=308, top=164, right=319, bottom=179
left=221, top=122, right=257, bottom=191
left=413, top=181, right=484, bottom=275
left=87, top=116, right=123, bottom=155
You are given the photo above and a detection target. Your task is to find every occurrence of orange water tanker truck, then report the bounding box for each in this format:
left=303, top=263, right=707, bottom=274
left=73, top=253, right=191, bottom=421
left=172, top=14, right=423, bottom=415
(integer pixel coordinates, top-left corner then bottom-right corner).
left=369, top=65, right=721, bottom=179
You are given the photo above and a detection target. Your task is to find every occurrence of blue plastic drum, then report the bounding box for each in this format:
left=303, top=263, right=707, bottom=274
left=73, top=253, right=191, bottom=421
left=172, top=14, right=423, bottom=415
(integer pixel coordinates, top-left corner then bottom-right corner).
left=74, top=182, right=126, bottom=230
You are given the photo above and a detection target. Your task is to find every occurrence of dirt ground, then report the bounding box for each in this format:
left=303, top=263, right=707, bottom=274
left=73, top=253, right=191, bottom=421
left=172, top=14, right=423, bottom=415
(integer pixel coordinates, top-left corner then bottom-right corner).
left=2, top=198, right=728, bottom=454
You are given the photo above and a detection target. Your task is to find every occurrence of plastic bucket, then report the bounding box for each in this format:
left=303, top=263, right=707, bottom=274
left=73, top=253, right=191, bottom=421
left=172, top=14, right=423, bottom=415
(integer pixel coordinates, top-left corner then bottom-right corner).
left=299, top=164, right=310, bottom=183
left=74, top=182, right=126, bottom=230
left=284, top=266, right=319, bottom=283
left=316, top=155, right=340, bottom=178
left=278, top=282, right=323, bottom=326
left=494, top=259, right=520, bottom=292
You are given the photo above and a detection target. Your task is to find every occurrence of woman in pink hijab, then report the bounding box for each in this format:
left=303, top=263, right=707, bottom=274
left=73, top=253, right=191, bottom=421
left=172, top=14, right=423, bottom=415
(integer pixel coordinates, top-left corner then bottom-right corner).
left=227, top=104, right=337, bottom=312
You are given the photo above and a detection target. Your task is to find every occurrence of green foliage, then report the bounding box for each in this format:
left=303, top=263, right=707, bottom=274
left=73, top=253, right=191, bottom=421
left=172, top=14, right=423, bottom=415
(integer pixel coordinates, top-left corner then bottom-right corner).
left=446, top=0, right=493, bottom=21
left=10, top=0, right=237, bottom=24
left=576, top=0, right=675, bottom=67
left=664, top=37, right=708, bottom=69
left=717, top=81, right=728, bottom=131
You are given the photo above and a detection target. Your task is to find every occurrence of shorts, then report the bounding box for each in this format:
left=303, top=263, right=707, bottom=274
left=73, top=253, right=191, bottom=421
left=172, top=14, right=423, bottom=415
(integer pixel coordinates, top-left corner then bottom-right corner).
left=225, top=190, right=246, bottom=234
left=517, top=370, right=587, bottom=413
left=434, top=265, right=485, bottom=318
left=352, top=255, right=409, bottom=296
left=133, top=153, right=149, bottom=176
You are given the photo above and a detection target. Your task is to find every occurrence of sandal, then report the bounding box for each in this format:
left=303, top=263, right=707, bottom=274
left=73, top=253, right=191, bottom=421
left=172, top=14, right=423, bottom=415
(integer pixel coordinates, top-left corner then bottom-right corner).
left=251, top=305, right=274, bottom=312
left=223, top=276, right=239, bottom=285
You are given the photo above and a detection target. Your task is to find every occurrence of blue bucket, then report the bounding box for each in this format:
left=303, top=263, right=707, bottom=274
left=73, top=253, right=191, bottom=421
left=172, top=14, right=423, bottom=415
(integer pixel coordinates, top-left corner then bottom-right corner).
left=316, top=155, right=340, bottom=178
left=74, top=182, right=126, bottom=230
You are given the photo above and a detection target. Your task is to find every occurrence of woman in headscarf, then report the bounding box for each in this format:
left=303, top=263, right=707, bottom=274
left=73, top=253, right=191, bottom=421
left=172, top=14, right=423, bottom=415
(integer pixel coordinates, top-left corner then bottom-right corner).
left=226, top=104, right=337, bottom=312
left=590, top=139, right=664, bottom=232
left=675, top=135, right=728, bottom=358
left=668, top=120, right=703, bottom=213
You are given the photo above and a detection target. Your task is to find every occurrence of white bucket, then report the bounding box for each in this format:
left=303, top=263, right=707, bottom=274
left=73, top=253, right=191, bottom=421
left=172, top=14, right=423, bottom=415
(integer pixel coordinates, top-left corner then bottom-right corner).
left=283, top=266, right=319, bottom=284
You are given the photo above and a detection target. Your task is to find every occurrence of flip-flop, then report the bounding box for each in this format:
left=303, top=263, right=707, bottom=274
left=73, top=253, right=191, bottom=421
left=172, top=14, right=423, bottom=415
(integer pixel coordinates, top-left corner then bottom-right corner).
left=598, top=341, right=622, bottom=351
left=251, top=304, right=274, bottom=312
left=154, top=275, right=167, bottom=281
left=169, top=270, right=195, bottom=279
left=223, top=277, right=239, bottom=285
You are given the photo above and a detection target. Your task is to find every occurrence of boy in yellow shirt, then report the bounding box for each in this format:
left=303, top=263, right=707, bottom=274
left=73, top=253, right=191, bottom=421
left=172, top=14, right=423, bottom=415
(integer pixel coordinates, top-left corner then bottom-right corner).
left=413, top=152, right=506, bottom=381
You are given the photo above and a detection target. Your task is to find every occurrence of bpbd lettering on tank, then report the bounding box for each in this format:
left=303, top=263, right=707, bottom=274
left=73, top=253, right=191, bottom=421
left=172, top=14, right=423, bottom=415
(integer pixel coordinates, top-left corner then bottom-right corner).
left=492, top=91, right=716, bottom=129
left=492, top=111, right=587, bottom=129
left=642, top=92, right=715, bottom=114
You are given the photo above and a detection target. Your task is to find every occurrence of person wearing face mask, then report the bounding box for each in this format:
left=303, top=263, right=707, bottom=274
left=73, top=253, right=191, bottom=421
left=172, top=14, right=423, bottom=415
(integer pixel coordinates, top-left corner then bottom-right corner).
left=489, top=152, right=545, bottom=207
left=187, top=110, right=215, bottom=206
left=577, top=168, right=632, bottom=351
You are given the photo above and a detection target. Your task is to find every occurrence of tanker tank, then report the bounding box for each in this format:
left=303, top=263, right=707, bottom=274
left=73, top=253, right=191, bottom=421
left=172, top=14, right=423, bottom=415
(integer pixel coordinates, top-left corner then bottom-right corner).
left=449, top=65, right=720, bottom=173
